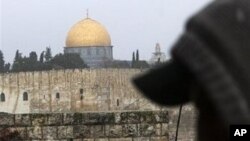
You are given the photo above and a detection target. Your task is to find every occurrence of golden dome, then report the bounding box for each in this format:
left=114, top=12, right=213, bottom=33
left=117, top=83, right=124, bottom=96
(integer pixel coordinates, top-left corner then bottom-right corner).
left=66, top=18, right=111, bottom=47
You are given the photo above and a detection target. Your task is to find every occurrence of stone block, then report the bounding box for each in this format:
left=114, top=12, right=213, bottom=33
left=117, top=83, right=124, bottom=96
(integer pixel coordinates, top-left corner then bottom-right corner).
left=0, top=113, right=14, bottom=126
left=161, top=123, right=169, bottom=136
left=63, top=113, right=74, bottom=125
left=158, top=111, right=169, bottom=123
left=150, top=136, right=169, bottom=141
left=122, top=124, right=138, bottom=137
left=102, top=113, right=115, bottom=124
left=133, top=137, right=150, bottom=141
left=168, top=132, right=176, bottom=141
left=7, top=127, right=27, bottom=139
left=64, top=113, right=82, bottom=125
left=73, top=113, right=83, bottom=125
left=83, top=139, right=94, bottom=141
left=86, top=113, right=103, bottom=124
left=109, top=138, right=132, bottom=141
left=58, top=126, right=73, bottom=139
left=43, top=126, right=57, bottom=139
left=139, top=124, right=156, bottom=137
left=15, top=114, right=30, bottom=126
left=127, top=112, right=140, bottom=124
left=114, top=112, right=122, bottom=124
left=73, top=139, right=83, bottom=141
left=31, top=114, right=47, bottom=126
left=140, top=111, right=154, bottom=123
left=118, top=112, right=127, bottom=124
left=92, top=125, right=105, bottom=138
left=105, top=125, right=123, bottom=137
left=47, top=113, right=63, bottom=125
left=94, top=138, right=109, bottom=141
left=27, top=127, right=42, bottom=139
left=155, top=124, right=161, bottom=136
left=73, top=125, right=91, bottom=138
left=85, top=113, right=114, bottom=125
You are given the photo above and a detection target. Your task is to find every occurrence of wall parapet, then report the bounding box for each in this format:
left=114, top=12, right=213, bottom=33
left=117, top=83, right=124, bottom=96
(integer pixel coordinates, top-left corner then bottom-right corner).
left=0, top=110, right=169, bottom=140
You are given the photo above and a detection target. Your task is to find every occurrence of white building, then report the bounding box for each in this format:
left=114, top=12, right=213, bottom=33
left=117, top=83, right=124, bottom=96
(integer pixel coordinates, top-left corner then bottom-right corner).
left=149, top=43, right=167, bottom=64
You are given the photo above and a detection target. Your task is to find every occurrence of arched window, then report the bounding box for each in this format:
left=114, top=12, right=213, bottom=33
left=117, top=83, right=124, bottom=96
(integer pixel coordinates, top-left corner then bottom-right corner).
left=23, top=92, right=28, bottom=101
left=56, top=93, right=60, bottom=99
left=1, top=93, right=5, bottom=102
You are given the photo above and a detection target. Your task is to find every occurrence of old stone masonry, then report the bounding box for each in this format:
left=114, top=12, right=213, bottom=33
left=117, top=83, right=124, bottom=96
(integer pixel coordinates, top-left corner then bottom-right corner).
left=0, top=69, right=196, bottom=141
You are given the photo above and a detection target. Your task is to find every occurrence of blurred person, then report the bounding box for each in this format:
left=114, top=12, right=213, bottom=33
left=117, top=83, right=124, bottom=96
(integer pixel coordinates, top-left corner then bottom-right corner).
left=133, top=0, right=250, bottom=140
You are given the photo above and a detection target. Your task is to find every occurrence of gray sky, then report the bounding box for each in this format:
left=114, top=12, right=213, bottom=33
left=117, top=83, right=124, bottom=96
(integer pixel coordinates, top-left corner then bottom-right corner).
left=0, top=0, right=212, bottom=63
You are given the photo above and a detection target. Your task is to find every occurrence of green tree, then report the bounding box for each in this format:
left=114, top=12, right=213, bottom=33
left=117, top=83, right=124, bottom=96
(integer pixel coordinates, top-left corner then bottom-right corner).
left=136, top=49, right=139, bottom=62
left=12, top=50, right=22, bottom=72
left=39, top=51, right=44, bottom=63
left=0, top=50, right=5, bottom=73
left=49, top=53, right=87, bottom=69
left=4, top=63, right=10, bottom=73
left=28, top=51, right=38, bottom=71
left=29, top=51, right=38, bottom=63
left=132, top=52, right=135, bottom=68
left=45, top=47, right=52, bottom=62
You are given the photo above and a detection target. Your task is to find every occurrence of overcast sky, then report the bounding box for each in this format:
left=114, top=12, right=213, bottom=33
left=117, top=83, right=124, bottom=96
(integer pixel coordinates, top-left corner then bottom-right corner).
left=0, top=0, right=212, bottom=63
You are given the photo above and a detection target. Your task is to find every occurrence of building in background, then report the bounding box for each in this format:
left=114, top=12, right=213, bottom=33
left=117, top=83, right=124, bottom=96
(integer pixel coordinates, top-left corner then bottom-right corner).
left=64, top=15, right=113, bottom=68
left=149, top=43, right=167, bottom=65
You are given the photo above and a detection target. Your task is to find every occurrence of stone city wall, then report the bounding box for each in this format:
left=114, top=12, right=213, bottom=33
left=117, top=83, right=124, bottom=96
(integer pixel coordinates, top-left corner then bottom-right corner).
left=0, top=69, right=160, bottom=114
left=0, top=69, right=197, bottom=141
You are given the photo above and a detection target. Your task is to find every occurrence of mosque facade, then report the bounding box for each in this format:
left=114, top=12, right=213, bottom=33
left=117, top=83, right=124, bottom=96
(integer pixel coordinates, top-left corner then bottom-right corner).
left=64, top=16, right=113, bottom=68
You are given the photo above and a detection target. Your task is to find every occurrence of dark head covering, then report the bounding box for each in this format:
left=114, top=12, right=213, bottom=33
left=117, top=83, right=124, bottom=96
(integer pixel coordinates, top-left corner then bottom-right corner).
left=133, top=0, right=250, bottom=127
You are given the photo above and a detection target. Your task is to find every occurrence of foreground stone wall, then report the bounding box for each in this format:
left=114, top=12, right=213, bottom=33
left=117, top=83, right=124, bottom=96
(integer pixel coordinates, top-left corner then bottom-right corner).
left=0, top=105, right=197, bottom=141
left=0, top=110, right=169, bottom=141
left=168, top=105, right=197, bottom=141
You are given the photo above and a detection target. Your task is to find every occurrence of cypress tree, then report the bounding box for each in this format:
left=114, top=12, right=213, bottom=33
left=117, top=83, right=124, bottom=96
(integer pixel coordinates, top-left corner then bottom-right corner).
left=39, top=51, right=44, bottom=63
left=29, top=51, right=38, bottom=71
left=29, top=51, right=38, bottom=63
left=12, top=50, right=21, bottom=72
left=0, top=51, right=5, bottom=73
left=4, top=63, right=10, bottom=73
left=136, top=49, right=139, bottom=62
left=132, top=52, right=135, bottom=68
left=45, top=47, right=52, bottom=62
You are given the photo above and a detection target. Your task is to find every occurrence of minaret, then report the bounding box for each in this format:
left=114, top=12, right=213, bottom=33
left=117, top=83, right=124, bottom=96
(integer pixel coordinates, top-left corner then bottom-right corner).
left=149, top=43, right=167, bottom=64
left=86, top=9, right=89, bottom=18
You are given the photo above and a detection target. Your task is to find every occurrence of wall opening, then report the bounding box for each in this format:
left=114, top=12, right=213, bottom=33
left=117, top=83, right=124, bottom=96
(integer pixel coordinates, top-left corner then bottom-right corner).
left=56, top=93, right=60, bottom=99
left=80, top=95, right=83, bottom=100
left=0, top=93, right=5, bottom=102
left=80, top=88, right=83, bottom=94
left=23, top=92, right=28, bottom=101
left=117, top=99, right=119, bottom=106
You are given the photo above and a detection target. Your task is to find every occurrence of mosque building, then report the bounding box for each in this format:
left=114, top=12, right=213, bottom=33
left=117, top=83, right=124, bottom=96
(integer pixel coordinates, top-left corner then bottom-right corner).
left=64, top=13, right=113, bottom=68
left=149, top=43, right=167, bottom=64
left=64, top=12, right=160, bottom=68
